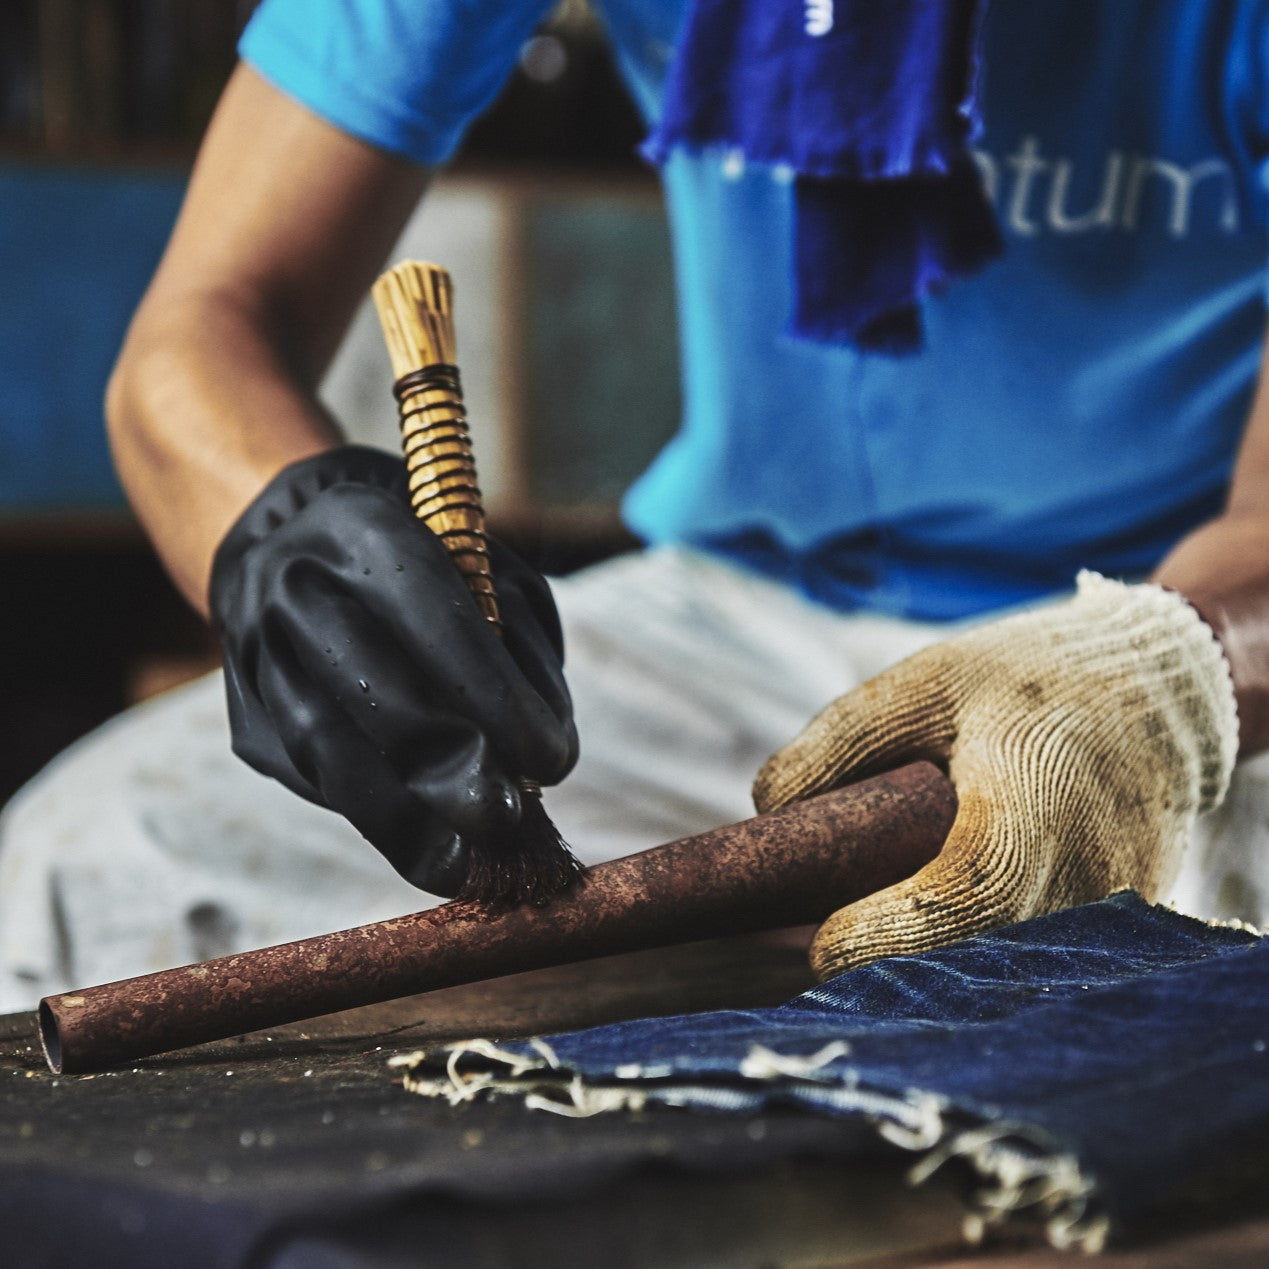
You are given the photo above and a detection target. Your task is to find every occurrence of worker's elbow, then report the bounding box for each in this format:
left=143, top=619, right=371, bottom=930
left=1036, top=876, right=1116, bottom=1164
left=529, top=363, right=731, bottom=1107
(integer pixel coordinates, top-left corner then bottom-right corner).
left=105, top=321, right=145, bottom=460
left=106, top=313, right=211, bottom=525
left=103, top=341, right=133, bottom=454
left=104, top=298, right=199, bottom=467
left=104, top=319, right=164, bottom=469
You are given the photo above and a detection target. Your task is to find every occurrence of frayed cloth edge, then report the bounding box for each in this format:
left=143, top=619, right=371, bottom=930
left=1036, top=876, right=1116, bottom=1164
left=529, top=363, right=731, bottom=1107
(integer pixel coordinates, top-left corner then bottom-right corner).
left=389, top=1039, right=1109, bottom=1253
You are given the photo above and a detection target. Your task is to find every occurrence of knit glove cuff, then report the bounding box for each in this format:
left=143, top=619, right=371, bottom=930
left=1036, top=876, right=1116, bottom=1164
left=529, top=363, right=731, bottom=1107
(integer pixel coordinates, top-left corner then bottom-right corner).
left=1067, top=572, right=1237, bottom=814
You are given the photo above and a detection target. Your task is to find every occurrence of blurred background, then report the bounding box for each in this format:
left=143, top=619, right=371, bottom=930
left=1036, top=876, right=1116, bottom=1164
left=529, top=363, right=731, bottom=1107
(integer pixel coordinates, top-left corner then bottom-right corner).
left=0, top=0, right=680, bottom=805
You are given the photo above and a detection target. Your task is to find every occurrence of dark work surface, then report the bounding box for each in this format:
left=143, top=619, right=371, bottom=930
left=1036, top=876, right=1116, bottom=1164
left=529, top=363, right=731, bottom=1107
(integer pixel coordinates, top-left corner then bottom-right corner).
left=2, top=929, right=1266, bottom=1268
left=0, top=932, right=973, bottom=1269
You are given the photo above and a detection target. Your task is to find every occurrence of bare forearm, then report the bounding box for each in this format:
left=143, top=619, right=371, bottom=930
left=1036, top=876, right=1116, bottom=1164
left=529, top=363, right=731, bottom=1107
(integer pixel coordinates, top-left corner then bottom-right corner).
left=1152, top=514, right=1269, bottom=758
left=105, top=63, right=429, bottom=617
left=106, top=290, right=340, bottom=616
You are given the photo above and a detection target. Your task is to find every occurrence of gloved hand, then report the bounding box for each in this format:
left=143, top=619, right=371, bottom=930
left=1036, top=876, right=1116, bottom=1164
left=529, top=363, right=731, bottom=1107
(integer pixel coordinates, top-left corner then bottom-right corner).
left=209, top=446, right=577, bottom=896
left=753, top=572, right=1239, bottom=979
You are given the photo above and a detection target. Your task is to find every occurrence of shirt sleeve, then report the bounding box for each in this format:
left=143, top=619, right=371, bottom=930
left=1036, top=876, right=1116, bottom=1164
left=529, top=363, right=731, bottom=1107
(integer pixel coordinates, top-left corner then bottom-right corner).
left=239, top=0, right=557, bottom=165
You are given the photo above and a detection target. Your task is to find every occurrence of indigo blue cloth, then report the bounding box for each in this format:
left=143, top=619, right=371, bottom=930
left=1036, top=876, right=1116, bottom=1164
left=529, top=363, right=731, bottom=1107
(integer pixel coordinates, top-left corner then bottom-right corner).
left=402, top=893, right=1269, bottom=1248
left=642, top=0, right=1001, bottom=348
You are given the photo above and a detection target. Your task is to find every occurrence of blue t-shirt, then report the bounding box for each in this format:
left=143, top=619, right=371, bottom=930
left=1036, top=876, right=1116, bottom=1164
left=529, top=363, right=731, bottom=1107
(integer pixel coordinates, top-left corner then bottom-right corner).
left=241, top=0, right=1269, bottom=620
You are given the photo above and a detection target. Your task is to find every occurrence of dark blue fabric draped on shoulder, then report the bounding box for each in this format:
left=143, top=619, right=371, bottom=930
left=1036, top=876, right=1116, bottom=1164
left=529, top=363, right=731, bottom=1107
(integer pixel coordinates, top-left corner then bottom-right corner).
left=642, top=0, right=1002, bottom=349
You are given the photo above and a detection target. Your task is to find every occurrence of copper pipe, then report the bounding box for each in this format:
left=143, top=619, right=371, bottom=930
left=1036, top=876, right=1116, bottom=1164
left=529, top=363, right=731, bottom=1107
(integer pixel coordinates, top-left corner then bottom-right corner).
left=39, top=762, right=955, bottom=1074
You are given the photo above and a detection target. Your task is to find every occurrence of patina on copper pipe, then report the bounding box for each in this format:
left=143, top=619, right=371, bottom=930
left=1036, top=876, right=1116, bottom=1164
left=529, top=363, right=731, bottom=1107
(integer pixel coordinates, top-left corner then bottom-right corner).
left=39, top=762, right=955, bottom=1074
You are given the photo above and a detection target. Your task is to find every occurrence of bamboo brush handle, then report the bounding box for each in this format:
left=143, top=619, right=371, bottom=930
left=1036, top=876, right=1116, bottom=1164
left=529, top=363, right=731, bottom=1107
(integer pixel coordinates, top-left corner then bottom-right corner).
left=372, top=261, right=500, bottom=628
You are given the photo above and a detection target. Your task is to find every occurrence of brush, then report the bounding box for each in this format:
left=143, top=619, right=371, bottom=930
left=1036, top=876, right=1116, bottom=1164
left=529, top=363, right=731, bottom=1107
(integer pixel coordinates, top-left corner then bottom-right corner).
left=372, top=259, right=584, bottom=908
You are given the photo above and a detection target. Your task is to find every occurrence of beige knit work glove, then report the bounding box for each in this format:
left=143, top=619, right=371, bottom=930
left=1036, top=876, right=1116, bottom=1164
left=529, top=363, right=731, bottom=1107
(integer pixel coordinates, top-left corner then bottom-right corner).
left=753, top=573, right=1239, bottom=980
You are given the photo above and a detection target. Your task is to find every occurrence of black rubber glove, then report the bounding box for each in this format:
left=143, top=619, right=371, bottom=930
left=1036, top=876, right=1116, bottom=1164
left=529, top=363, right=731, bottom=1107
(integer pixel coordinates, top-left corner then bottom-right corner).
left=208, top=446, right=577, bottom=896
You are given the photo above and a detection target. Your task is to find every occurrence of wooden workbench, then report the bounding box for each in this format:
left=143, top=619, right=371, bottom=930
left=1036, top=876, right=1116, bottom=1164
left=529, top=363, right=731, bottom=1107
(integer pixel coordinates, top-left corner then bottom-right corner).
left=0, top=930, right=1264, bottom=1267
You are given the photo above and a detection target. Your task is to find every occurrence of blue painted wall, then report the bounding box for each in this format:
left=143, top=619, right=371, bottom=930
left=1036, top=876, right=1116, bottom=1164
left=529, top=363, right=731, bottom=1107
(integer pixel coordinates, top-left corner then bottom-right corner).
left=0, top=161, right=186, bottom=511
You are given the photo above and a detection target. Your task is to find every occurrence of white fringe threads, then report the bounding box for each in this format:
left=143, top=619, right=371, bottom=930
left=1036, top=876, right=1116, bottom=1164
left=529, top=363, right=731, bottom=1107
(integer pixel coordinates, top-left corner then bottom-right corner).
left=389, top=1039, right=1111, bottom=1253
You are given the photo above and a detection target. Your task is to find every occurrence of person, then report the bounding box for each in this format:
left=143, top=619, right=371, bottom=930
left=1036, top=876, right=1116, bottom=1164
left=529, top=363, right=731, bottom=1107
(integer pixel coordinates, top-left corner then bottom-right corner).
left=2, top=0, right=1268, bottom=1007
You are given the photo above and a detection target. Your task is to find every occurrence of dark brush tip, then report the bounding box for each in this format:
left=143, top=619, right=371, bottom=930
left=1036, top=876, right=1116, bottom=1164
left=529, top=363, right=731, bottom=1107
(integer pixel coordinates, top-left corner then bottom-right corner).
left=456, top=789, right=585, bottom=909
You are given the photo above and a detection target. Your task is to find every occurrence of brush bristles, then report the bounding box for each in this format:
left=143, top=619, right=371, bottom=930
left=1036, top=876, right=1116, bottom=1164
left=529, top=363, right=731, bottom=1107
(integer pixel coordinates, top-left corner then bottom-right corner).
left=456, top=788, right=585, bottom=909
left=373, top=262, right=456, bottom=376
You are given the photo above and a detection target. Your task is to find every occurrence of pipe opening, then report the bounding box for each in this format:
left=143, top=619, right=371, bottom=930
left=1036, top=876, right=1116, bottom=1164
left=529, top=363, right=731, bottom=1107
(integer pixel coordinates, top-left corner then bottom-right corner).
left=38, top=1000, right=63, bottom=1075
